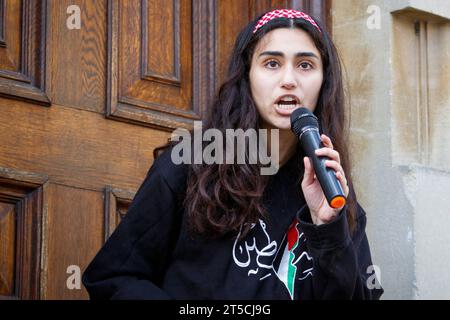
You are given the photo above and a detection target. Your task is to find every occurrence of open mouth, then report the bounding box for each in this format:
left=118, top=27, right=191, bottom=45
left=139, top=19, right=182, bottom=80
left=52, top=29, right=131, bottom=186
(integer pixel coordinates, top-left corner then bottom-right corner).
left=275, top=95, right=301, bottom=114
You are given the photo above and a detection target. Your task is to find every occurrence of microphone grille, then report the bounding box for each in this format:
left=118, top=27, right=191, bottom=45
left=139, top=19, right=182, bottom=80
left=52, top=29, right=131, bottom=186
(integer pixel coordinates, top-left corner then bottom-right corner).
left=290, top=107, right=319, bottom=136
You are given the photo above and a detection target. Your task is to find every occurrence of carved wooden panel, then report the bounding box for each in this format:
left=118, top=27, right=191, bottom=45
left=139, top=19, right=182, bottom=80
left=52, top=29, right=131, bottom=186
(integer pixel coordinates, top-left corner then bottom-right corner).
left=104, top=186, right=134, bottom=241
left=43, top=184, right=104, bottom=300
left=0, top=0, right=6, bottom=47
left=0, top=0, right=49, bottom=105
left=0, top=201, right=15, bottom=298
left=107, top=0, right=215, bottom=131
left=46, top=0, right=107, bottom=113
left=0, top=168, right=48, bottom=300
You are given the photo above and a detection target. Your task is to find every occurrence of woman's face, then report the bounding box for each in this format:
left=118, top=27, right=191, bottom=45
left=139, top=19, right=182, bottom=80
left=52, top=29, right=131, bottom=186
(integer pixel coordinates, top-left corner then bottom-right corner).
left=249, top=27, right=323, bottom=131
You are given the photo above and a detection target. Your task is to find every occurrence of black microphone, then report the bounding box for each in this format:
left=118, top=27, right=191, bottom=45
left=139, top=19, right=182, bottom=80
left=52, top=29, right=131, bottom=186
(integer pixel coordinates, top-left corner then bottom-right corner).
left=290, top=107, right=346, bottom=209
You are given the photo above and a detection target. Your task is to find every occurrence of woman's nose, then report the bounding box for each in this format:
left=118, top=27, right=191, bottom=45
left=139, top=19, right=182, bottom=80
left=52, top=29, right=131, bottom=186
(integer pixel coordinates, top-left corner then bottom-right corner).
left=279, top=66, right=298, bottom=89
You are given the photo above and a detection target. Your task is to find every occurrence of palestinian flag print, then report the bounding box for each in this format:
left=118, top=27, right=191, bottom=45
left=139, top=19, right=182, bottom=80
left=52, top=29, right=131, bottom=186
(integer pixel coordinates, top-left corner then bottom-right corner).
left=273, top=219, right=313, bottom=299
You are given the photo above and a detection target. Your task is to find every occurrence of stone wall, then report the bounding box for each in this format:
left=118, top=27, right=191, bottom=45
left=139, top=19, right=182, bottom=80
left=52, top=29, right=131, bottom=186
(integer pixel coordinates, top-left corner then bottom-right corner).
left=331, top=0, right=450, bottom=299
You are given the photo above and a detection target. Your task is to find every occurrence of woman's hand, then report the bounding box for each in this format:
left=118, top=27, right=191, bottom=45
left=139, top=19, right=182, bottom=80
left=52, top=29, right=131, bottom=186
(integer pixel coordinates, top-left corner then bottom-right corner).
left=301, top=134, right=349, bottom=225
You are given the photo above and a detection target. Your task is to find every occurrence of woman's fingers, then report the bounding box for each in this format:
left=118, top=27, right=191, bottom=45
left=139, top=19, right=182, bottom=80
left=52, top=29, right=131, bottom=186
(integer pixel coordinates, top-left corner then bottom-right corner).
left=315, top=147, right=341, bottom=163
left=324, top=160, right=344, bottom=176
left=319, top=134, right=340, bottom=163
left=336, top=171, right=349, bottom=197
left=321, top=134, right=333, bottom=149
left=302, top=156, right=315, bottom=186
left=325, top=160, right=349, bottom=196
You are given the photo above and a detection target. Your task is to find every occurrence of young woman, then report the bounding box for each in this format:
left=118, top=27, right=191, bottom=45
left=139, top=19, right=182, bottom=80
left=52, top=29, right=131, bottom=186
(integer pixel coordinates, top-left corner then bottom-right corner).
left=82, top=9, right=383, bottom=300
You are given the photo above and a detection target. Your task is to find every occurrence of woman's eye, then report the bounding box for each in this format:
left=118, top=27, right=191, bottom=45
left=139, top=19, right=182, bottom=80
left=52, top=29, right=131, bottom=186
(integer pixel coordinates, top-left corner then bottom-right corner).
left=299, top=62, right=313, bottom=70
left=265, top=60, right=279, bottom=69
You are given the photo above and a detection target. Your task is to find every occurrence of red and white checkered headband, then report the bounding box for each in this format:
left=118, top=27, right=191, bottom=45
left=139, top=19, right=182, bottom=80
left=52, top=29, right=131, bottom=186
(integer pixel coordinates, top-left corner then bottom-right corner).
left=253, top=9, right=321, bottom=34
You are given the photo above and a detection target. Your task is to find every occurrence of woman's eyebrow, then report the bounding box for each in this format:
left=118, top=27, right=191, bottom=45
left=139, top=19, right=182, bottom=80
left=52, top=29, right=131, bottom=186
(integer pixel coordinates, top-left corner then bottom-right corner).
left=258, top=51, right=319, bottom=60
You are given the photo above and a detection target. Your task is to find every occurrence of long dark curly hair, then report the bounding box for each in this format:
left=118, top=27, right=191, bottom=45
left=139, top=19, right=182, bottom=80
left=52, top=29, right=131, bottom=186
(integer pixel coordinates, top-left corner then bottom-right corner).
left=154, top=12, right=357, bottom=239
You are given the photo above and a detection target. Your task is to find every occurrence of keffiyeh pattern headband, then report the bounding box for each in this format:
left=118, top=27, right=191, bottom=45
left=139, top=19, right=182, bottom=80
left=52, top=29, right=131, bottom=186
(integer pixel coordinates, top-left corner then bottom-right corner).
left=253, top=9, right=321, bottom=34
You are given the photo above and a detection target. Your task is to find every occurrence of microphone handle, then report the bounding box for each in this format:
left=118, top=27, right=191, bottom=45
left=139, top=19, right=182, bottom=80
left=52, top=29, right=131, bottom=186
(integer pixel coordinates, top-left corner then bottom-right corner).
left=300, top=128, right=346, bottom=208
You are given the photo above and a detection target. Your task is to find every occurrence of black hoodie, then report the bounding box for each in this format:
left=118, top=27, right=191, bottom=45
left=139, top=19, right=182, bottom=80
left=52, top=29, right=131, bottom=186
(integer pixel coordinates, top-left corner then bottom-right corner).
left=82, top=146, right=383, bottom=300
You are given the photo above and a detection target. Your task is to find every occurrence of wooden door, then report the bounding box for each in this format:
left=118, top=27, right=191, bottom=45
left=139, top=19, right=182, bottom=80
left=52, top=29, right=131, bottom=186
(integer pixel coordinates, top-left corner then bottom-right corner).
left=0, top=0, right=330, bottom=300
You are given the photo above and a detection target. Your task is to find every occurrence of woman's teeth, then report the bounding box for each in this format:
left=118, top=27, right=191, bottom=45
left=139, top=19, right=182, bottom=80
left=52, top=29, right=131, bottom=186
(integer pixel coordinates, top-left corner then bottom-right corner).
left=277, top=103, right=299, bottom=110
